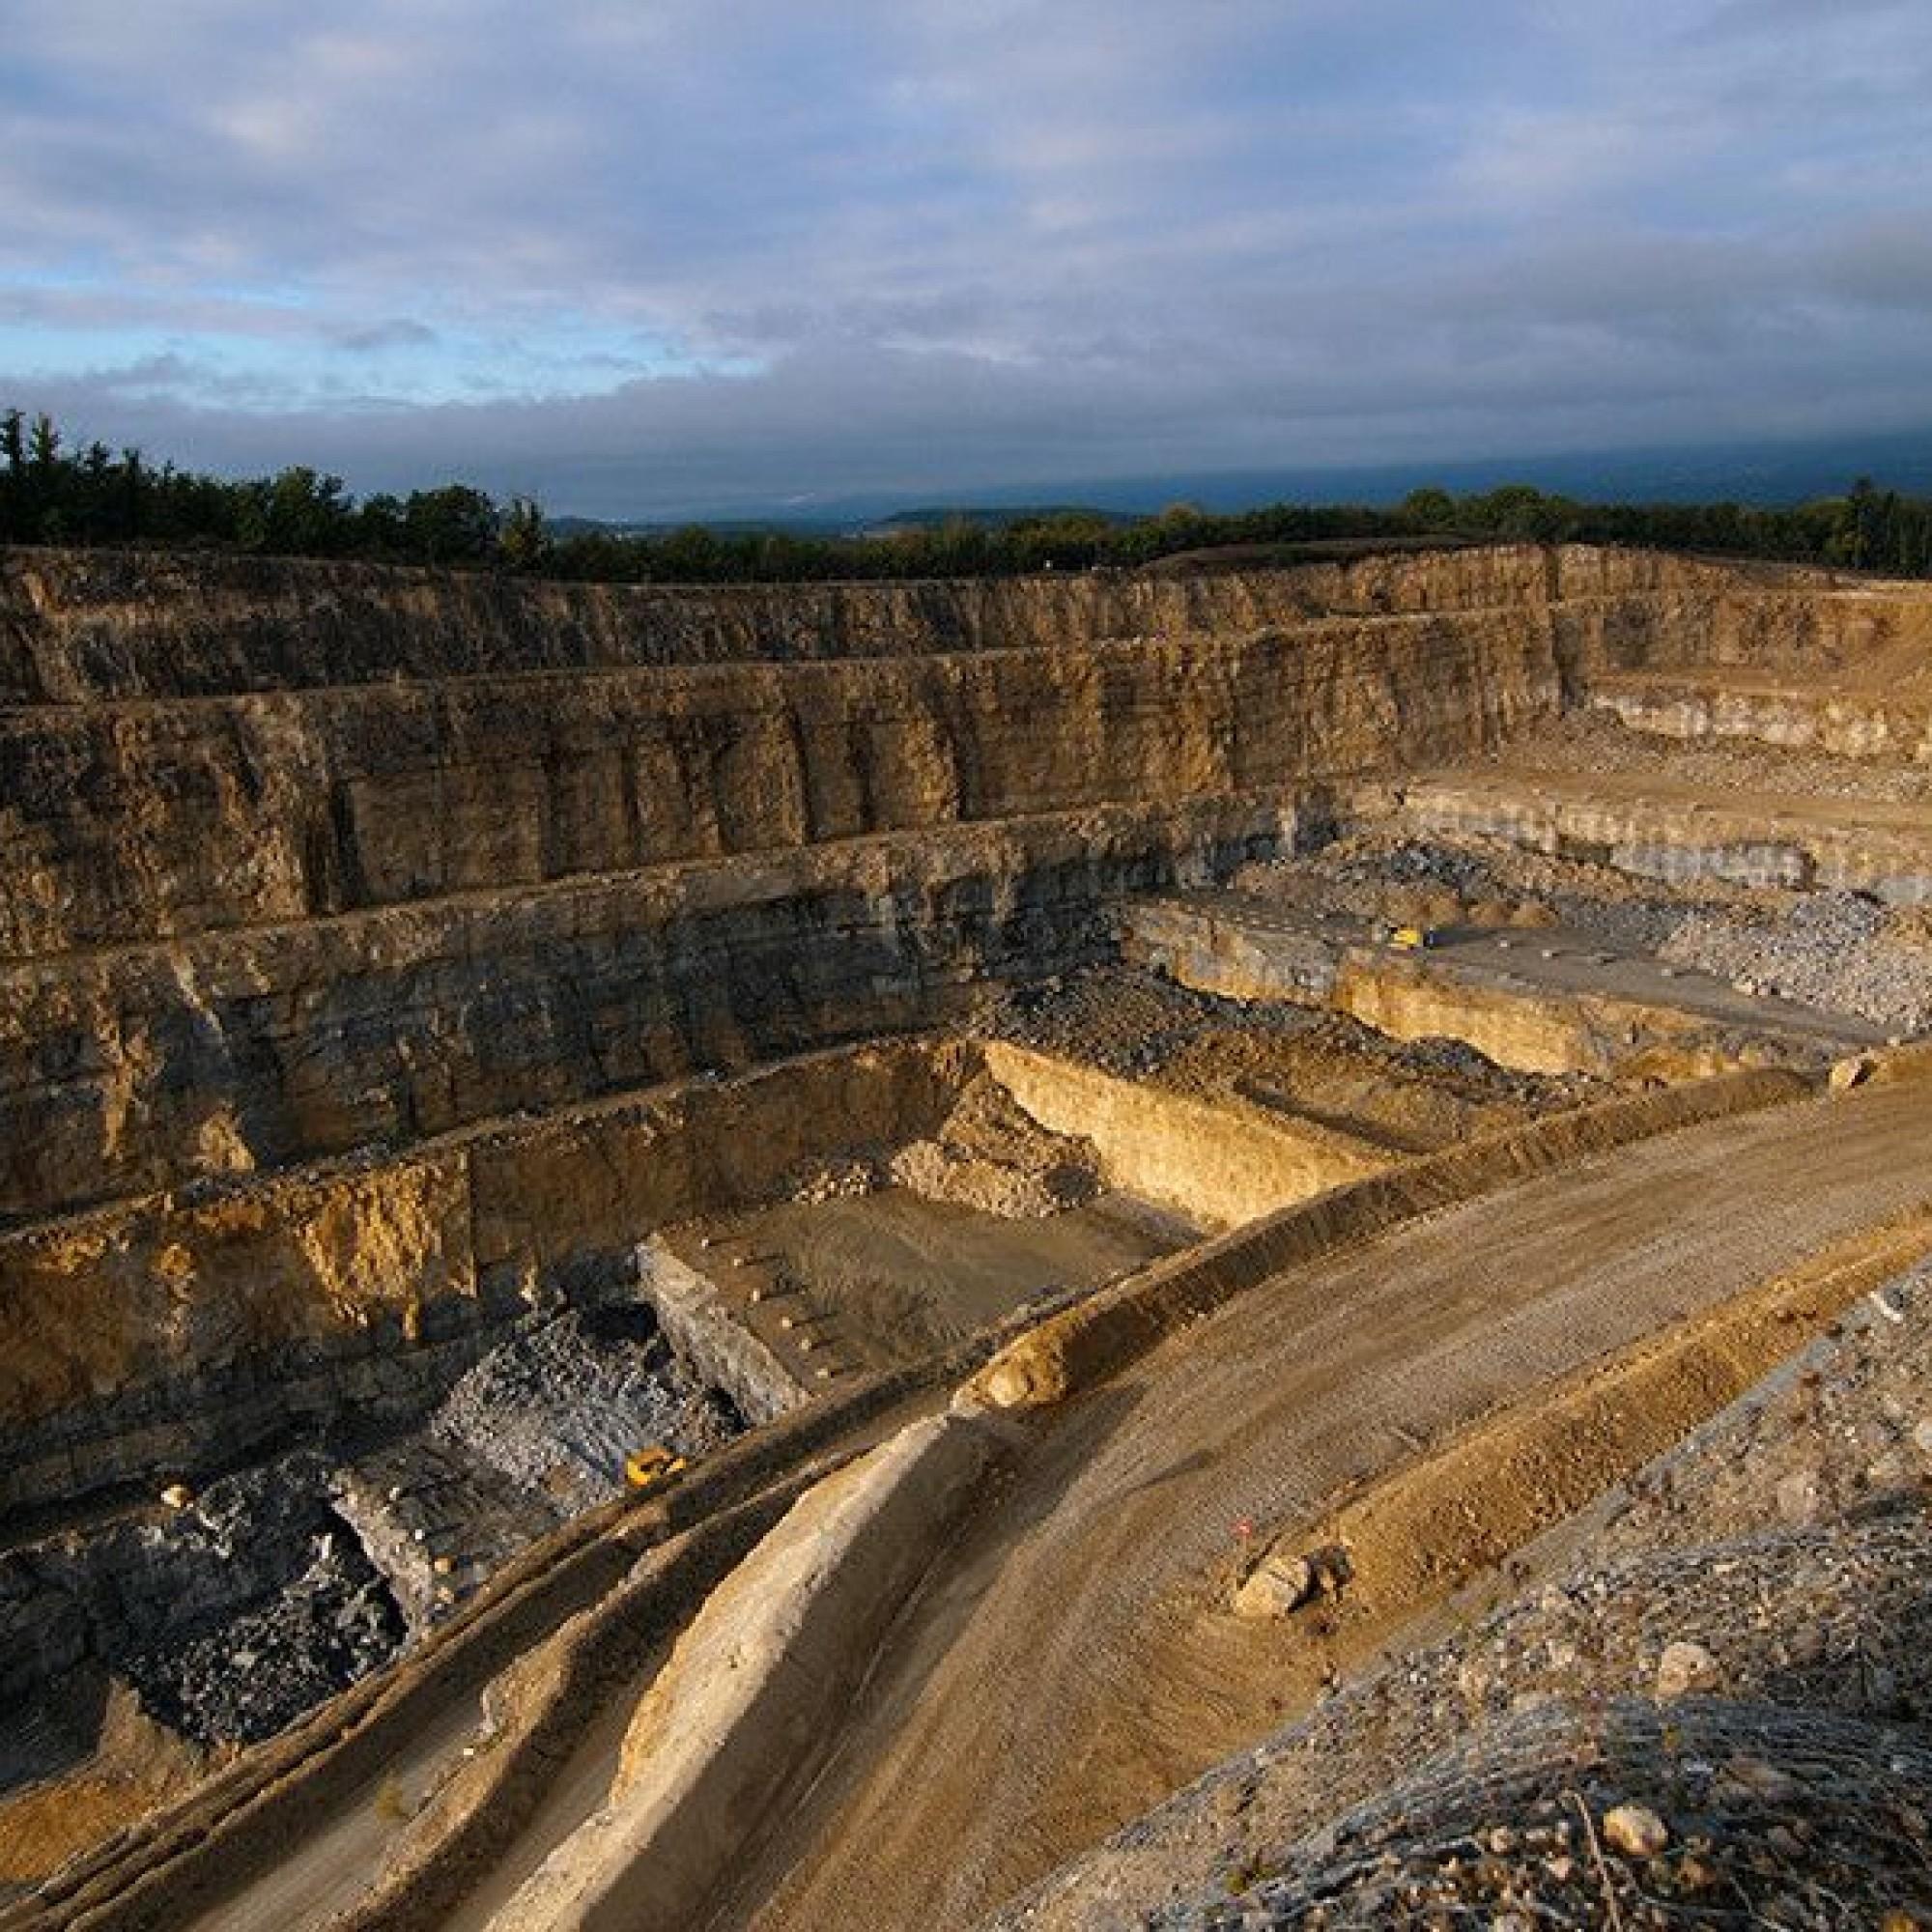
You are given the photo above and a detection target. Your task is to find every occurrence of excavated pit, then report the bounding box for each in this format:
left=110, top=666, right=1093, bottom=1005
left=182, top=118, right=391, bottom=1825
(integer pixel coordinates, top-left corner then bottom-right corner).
left=3, top=540, right=1931, bottom=1925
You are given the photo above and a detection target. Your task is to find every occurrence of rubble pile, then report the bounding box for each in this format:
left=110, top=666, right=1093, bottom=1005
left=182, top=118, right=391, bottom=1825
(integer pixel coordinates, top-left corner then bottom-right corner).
left=1662, top=891, right=1932, bottom=1034
left=4, top=1451, right=406, bottom=1748
left=890, top=1074, right=1100, bottom=1220
left=980, top=969, right=1313, bottom=1080
left=431, top=1306, right=736, bottom=1504
left=124, top=1535, right=401, bottom=1746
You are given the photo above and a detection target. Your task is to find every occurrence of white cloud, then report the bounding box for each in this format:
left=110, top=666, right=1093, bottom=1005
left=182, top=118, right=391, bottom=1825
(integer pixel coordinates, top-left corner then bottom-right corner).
left=1, top=0, right=1929, bottom=508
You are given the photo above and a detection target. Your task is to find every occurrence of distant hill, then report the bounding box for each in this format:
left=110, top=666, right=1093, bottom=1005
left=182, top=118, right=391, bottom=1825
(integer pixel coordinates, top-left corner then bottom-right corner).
left=527, top=423, right=1932, bottom=529
left=858, top=505, right=1141, bottom=535
left=545, top=511, right=853, bottom=539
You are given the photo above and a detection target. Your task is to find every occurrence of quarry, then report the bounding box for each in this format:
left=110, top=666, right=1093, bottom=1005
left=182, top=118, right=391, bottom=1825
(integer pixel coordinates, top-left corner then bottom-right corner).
left=1, top=539, right=1929, bottom=1929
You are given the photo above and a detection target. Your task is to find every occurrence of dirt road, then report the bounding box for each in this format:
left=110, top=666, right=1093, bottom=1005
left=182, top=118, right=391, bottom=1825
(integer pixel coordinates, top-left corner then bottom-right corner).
left=720, top=1076, right=1932, bottom=1931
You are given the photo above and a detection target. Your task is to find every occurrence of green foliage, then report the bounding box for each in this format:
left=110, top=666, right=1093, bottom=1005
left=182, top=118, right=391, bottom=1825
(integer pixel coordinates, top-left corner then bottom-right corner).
left=0, top=409, right=509, bottom=568
left=7, top=403, right=1932, bottom=583
left=497, top=495, right=551, bottom=572
left=403, top=484, right=498, bottom=565
left=235, top=467, right=355, bottom=555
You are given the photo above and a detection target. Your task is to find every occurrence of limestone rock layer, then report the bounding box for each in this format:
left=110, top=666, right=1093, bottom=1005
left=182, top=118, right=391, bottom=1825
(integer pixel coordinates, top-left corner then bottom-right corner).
left=5, top=539, right=1931, bottom=1520
left=8, top=540, right=1931, bottom=1226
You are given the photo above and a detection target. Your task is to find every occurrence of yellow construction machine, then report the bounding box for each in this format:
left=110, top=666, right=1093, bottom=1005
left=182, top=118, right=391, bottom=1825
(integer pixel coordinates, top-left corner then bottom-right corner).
left=624, top=1444, right=690, bottom=1492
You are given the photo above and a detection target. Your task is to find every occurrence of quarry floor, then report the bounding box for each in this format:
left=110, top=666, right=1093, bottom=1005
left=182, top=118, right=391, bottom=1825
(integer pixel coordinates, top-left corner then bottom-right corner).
left=722, top=1076, right=1932, bottom=1931
left=660, top=1187, right=1188, bottom=1379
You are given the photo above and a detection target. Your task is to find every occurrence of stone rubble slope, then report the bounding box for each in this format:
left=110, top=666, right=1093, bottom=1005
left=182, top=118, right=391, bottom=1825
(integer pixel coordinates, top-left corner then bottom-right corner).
left=1662, top=891, right=1932, bottom=1035
left=890, top=1072, right=1103, bottom=1219
left=430, top=1305, right=735, bottom=1503
left=997, top=1259, right=1932, bottom=1931
left=1249, top=822, right=1932, bottom=1035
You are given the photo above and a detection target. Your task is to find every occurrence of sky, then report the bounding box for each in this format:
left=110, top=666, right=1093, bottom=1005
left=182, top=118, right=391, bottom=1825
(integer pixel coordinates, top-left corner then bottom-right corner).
left=3, top=0, right=1931, bottom=518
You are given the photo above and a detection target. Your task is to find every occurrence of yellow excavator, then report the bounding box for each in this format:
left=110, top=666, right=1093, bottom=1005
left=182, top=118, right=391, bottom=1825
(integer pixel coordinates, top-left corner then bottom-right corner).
left=624, top=1444, right=690, bottom=1492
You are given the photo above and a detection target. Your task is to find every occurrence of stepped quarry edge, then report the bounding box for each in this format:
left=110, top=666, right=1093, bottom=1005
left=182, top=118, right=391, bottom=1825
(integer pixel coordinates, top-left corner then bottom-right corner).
left=3, top=539, right=1930, bottom=1930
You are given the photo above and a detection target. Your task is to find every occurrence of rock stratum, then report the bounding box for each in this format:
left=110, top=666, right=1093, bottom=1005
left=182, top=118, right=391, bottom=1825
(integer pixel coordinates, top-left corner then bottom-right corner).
left=3, top=539, right=1930, bottom=1929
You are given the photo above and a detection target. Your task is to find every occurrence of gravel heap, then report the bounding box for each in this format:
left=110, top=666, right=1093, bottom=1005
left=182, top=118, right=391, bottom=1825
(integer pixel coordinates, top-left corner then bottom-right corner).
left=980, top=968, right=1304, bottom=1082
left=90, top=1450, right=407, bottom=1747
left=981, top=967, right=1583, bottom=1119
left=1661, top=891, right=1932, bottom=1034
left=430, top=1306, right=736, bottom=1503
left=1242, top=833, right=1739, bottom=954
left=1319, top=839, right=1503, bottom=900
left=123, top=1530, right=401, bottom=1746
left=1205, top=1698, right=1931, bottom=1930
left=891, top=1073, right=1100, bottom=1220
left=784, top=1151, right=884, bottom=1206
left=1246, top=832, right=1932, bottom=1033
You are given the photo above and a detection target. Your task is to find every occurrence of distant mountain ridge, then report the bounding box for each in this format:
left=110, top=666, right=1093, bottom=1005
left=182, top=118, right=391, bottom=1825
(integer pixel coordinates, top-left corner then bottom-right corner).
left=526, top=423, right=1932, bottom=531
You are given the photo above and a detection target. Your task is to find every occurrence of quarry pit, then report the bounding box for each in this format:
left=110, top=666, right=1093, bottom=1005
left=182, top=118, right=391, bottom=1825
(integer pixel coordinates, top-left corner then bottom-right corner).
left=2, top=541, right=1930, bottom=1929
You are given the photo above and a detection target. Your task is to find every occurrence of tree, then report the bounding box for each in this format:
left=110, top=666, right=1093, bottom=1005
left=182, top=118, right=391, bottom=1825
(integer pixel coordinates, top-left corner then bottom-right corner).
left=1399, top=486, right=1457, bottom=530
left=238, top=466, right=355, bottom=554
left=497, top=496, right=551, bottom=572
left=402, top=484, right=498, bottom=564
left=27, top=412, right=60, bottom=474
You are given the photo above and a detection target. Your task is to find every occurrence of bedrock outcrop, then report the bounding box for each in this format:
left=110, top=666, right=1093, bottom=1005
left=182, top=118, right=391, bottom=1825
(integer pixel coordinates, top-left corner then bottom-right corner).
left=0, top=547, right=1592, bottom=1223
left=0, top=1041, right=965, bottom=1520
left=0, top=542, right=1565, bottom=702
left=0, top=794, right=1296, bottom=1220
left=6, top=541, right=1930, bottom=1512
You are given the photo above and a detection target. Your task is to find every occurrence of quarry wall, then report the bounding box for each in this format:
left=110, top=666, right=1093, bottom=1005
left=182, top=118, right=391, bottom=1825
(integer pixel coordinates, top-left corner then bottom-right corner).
left=0, top=1041, right=966, bottom=1520
left=0, top=795, right=1293, bottom=1220
left=0, top=543, right=1563, bottom=701
left=981, top=1040, right=1391, bottom=1228
left=3, top=539, right=1925, bottom=1229
left=7, top=539, right=1931, bottom=1499
left=0, top=544, right=1609, bottom=1224
left=0, top=610, right=1566, bottom=957
left=14, top=544, right=1931, bottom=963
left=1545, top=545, right=1932, bottom=677
left=1378, top=774, right=1932, bottom=902
left=1591, top=675, right=1932, bottom=761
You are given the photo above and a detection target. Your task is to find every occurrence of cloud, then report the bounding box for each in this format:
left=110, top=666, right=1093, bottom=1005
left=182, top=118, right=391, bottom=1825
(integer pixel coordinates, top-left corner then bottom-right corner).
left=2, top=0, right=1930, bottom=512
left=327, top=319, right=440, bottom=354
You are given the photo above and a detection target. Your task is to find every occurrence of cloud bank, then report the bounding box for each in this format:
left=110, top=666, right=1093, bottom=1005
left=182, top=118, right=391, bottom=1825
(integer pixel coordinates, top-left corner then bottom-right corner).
left=3, top=0, right=1930, bottom=513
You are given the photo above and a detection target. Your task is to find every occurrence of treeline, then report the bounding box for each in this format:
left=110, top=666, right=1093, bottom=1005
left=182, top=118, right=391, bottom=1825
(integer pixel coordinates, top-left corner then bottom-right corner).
left=0, top=409, right=528, bottom=566
left=5, top=406, right=1932, bottom=582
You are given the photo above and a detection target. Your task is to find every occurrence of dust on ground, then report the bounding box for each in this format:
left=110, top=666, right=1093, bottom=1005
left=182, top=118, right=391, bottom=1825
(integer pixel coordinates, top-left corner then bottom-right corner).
left=666, top=1187, right=1186, bottom=1378
left=725, top=1076, right=1932, bottom=1932
left=1001, top=1233, right=1932, bottom=1931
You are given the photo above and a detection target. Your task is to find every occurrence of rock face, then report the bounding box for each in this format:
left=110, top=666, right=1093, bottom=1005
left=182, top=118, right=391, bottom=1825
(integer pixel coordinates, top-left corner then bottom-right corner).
left=0, top=1039, right=960, bottom=1518
left=0, top=617, right=1558, bottom=957
left=0, top=793, right=1297, bottom=1220
left=0, top=542, right=1562, bottom=702
left=5, top=539, right=1930, bottom=1529
left=11, top=540, right=1928, bottom=1226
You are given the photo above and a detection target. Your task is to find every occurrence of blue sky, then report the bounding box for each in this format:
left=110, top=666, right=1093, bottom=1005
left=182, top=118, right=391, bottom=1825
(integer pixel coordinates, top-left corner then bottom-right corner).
left=3, top=0, right=1931, bottom=515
